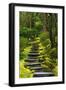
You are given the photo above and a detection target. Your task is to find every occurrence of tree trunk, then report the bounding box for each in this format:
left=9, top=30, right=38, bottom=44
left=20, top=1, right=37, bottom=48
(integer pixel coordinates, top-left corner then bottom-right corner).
left=43, top=13, right=47, bottom=31
left=48, top=13, right=54, bottom=48
left=30, top=14, right=32, bottom=30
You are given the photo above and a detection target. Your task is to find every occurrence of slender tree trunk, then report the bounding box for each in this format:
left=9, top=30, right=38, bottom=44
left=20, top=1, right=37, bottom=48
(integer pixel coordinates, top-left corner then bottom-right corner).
left=30, top=14, right=32, bottom=30
left=43, top=13, right=46, bottom=31
left=48, top=14, right=54, bottom=48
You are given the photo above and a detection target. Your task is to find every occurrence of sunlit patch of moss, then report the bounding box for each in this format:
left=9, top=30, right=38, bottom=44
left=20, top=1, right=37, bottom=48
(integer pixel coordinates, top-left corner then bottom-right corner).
left=35, top=37, right=40, bottom=40
left=38, top=43, right=46, bottom=55
left=23, top=46, right=31, bottom=55
left=19, top=61, right=33, bottom=78
left=39, top=43, right=44, bottom=49
left=29, top=39, right=40, bottom=44
left=19, top=46, right=34, bottom=78
left=20, top=46, right=32, bottom=60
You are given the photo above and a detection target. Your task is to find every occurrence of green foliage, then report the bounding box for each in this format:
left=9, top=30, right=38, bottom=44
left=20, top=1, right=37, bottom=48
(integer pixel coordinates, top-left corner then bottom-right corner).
left=35, top=21, right=43, bottom=30
left=41, top=57, right=57, bottom=71
left=50, top=48, right=57, bottom=59
left=20, top=37, right=28, bottom=51
left=20, top=27, right=31, bottom=38
left=51, top=59, right=58, bottom=67
left=20, top=61, right=33, bottom=78
left=41, top=64, right=51, bottom=72
left=52, top=66, right=58, bottom=76
left=55, top=36, right=58, bottom=43
left=20, top=46, right=31, bottom=60
left=41, top=57, right=52, bottom=71
left=40, top=32, right=49, bottom=42
left=20, top=27, right=40, bottom=39
left=55, top=36, right=58, bottom=47
left=43, top=39, right=51, bottom=47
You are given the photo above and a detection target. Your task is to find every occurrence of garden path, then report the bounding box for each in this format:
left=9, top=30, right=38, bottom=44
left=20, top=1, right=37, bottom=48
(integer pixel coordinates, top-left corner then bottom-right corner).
left=24, top=38, right=54, bottom=77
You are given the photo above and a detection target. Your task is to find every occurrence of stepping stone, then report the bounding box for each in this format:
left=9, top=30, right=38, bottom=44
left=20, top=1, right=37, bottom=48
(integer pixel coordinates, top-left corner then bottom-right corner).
left=33, top=72, right=54, bottom=77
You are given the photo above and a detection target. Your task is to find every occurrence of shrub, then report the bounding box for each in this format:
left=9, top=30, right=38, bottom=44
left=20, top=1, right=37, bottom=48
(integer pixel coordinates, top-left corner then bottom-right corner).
left=43, top=39, right=51, bottom=47
left=41, top=60, right=51, bottom=72
left=40, top=32, right=49, bottom=42
left=50, top=47, right=57, bottom=59
left=35, top=21, right=43, bottom=30
left=42, top=57, right=56, bottom=70
left=20, top=37, right=28, bottom=51
left=20, top=46, right=31, bottom=60
left=20, top=27, right=28, bottom=37
left=51, top=59, right=58, bottom=66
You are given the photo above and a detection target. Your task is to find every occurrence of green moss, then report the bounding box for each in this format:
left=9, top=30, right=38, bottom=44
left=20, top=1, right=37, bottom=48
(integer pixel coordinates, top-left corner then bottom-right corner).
left=19, top=61, right=33, bottom=78
left=20, top=46, right=32, bottom=60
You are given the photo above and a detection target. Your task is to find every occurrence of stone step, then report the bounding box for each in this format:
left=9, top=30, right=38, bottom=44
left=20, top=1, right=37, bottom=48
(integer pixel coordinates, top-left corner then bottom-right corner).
left=33, top=72, right=54, bottom=77
left=32, top=46, right=39, bottom=48
left=24, top=63, right=41, bottom=67
left=28, top=57, right=38, bottom=59
left=32, top=48, right=38, bottom=50
left=25, top=58, right=39, bottom=62
left=29, top=51, right=39, bottom=53
left=29, top=66, right=43, bottom=71
left=28, top=53, right=40, bottom=56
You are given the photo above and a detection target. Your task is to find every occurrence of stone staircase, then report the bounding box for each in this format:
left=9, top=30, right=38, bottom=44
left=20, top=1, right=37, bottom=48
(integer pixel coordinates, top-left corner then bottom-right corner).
left=24, top=40, right=54, bottom=77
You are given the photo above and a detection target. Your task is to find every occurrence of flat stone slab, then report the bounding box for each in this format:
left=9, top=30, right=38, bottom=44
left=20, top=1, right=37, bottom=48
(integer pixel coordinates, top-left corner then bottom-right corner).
left=25, top=63, right=41, bottom=67
left=25, top=58, right=39, bottom=62
left=34, top=72, right=53, bottom=74
left=28, top=53, right=40, bottom=56
left=25, top=62, right=40, bottom=65
left=28, top=53, right=40, bottom=57
left=29, top=51, right=39, bottom=53
left=33, top=72, right=54, bottom=77
left=29, top=66, right=43, bottom=70
left=31, top=48, right=39, bottom=50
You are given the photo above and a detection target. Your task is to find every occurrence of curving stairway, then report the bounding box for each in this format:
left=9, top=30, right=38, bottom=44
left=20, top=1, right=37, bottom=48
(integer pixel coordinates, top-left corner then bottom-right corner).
left=24, top=39, right=54, bottom=77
